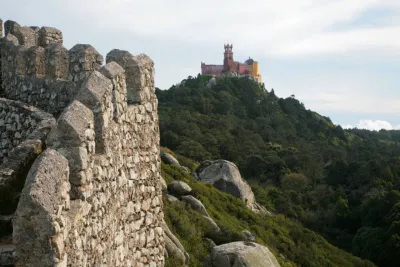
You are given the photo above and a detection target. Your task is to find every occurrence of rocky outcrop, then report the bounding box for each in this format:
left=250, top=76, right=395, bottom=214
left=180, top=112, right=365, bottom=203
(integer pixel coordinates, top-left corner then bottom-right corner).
left=196, top=160, right=255, bottom=206
left=161, top=176, right=167, bottom=190
left=196, top=160, right=273, bottom=215
left=165, top=194, right=179, bottom=203
left=203, top=238, right=217, bottom=248
left=182, top=195, right=209, bottom=217
left=242, top=230, right=256, bottom=242
left=181, top=194, right=220, bottom=234
left=168, top=180, right=192, bottom=196
left=163, top=222, right=190, bottom=265
left=205, top=241, right=281, bottom=267
left=167, top=179, right=220, bottom=233
left=205, top=77, right=217, bottom=88
left=161, top=152, right=180, bottom=166
left=161, top=151, right=192, bottom=173
left=252, top=202, right=273, bottom=216
left=202, top=215, right=220, bottom=233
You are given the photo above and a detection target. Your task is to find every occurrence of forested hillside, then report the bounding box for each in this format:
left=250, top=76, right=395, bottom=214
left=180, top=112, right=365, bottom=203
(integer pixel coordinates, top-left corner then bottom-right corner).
left=156, top=75, right=400, bottom=267
left=162, top=158, right=375, bottom=267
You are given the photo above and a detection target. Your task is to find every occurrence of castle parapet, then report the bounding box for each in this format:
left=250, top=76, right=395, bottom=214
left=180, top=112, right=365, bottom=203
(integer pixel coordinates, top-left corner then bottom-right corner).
left=11, top=56, right=163, bottom=267
left=0, top=20, right=102, bottom=117
left=106, top=49, right=154, bottom=105
left=0, top=18, right=164, bottom=266
left=4, top=20, right=62, bottom=48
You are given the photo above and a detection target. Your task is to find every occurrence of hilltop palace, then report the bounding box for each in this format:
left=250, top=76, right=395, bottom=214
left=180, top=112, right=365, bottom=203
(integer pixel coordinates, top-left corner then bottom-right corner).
left=201, top=44, right=262, bottom=83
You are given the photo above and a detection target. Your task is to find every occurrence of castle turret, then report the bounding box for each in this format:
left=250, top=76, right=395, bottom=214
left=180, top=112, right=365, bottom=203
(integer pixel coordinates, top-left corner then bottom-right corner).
left=223, top=44, right=234, bottom=72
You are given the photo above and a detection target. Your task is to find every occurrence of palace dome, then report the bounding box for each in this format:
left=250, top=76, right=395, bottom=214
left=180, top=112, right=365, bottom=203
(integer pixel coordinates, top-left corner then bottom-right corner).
left=245, top=58, right=254, bottom=65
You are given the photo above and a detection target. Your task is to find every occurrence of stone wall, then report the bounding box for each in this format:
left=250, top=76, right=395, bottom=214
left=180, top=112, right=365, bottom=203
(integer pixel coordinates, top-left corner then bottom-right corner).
left=0, top=20, right=103, bottom=117
left=0, top=99, right=55, bottom=266
left=0, top=98, right=55, bottom=222
left=13, top=50, right=164, bottom=266
left=0, top=98, right=55, bottom=162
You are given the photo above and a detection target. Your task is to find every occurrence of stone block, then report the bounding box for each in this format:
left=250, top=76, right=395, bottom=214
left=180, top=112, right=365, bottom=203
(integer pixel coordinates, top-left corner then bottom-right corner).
left=13, top=148, right=70, bottom=267
left=100, top=61, right=125, bottom=79
left=76, top=71, right=112, bottom=153
left=26, top=46, right=45, bottom=76
left=38, top=26, right=63, bottom=47
left=100, top=61, right=128, bottom=120
left=18, top=27, right=36, bottom=47
left=69, top=44, right=103, bottom=83
left=4, top=21, right=35, bottom=47
left=15, top=46, right=27, bottom=76
left=47, top=100, right=94, bottom=148
left=45, top=44, right=69, bottom=79
left=107, top=50, right=154, bottom=105
left=76, top=71, right=112, bottom=110
left=4, top=20, right=20, bottom=37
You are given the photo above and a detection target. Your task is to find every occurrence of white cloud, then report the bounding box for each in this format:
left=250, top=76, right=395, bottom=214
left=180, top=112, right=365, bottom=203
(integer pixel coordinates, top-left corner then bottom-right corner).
left=273, top=70, right=400, bottom=115
left=341, top=120, right=400, bottom=131
left=51, top=0, right=400, bottom=58
left=3, top=0, right=399, bottom=123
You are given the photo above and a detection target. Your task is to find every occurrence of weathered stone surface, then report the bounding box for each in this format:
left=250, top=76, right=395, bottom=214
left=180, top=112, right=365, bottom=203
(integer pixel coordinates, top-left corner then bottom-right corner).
left=13, top=149, right=70, bottom=267
left=163, top=222, right=189, bottom=265
left=2, top=19, right=164, bottom=267
left=75, top=71, right=112, bottom=153
left=46, top=100, right=94, bottom=148
left=204, top=238, right=217, bottom=248
left=181, top=166, right=190, bottom=173
left=0, top=98, right=55, bottom=219
left=161, top=176, right=167, bottom=191
left=251, top=202, right=273, bottom=217
left=242, top=230, right=256, bottom=242
left=182, top=195, right=209, bottom=217
left=38, top=26, right=63, bottom=47
left=45, top=44, right=69, bottom=79
left=0, top=21, right=105, bottom=117
left=202, top=215, right=220, bottom=233
left=0, top=98, right=55, bottom=163
left=0, top=244, right=14, bottom=266
left=76, top=71, right=113, bottom=110
left=100, top=61, right=125, bottom=79
left=106, top=50, right=154, bottom=104
left=161, top=152, right=180, bottom=166
left=197, top=160, right=255, bottom=206
left=0, top=139, right=43, bottom=215
left=100, top=62, right=127, bottom=122
left=207, top=241, right=281, bottom=267
left=167, top=180, right=192, bottom=196
left=206, top=76, right=217, bottom=88
left=165, top=194, right=179, bottom=203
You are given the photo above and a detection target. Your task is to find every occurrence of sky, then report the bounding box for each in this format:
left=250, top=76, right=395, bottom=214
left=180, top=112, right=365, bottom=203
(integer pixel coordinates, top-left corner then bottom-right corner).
left=2, top=0, right=399, bottom=131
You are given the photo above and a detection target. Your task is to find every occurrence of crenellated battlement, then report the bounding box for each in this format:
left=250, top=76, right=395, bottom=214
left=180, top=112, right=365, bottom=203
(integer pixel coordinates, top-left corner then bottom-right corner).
left=0, top=18, right=164, bottom=267
left=3, top=20, right=62, bottom=49
left=0, top=20, right=103, bottom=117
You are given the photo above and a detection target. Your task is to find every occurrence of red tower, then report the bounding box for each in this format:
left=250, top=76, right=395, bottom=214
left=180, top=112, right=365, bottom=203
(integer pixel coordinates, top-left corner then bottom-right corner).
left=223, top=44, right=234, bottom=72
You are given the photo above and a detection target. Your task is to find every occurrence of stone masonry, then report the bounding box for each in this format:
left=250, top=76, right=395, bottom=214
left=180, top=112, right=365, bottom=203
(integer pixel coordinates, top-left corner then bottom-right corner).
left=0, top=19, right=164, bottom=267
left=0, top=20, right=102, bottom=117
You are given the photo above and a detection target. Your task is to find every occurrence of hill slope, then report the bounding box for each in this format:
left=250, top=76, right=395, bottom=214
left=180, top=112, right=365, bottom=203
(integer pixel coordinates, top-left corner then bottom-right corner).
left=162, top=157, right=375, bottom=267
left=156, top=75, right=400, bottom=266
